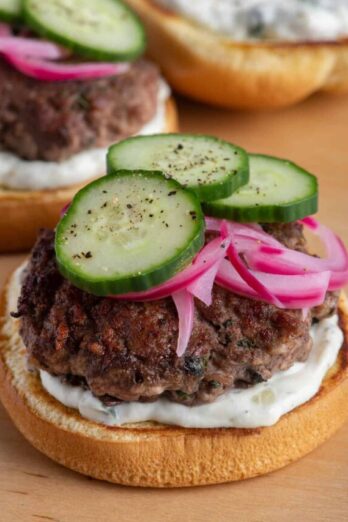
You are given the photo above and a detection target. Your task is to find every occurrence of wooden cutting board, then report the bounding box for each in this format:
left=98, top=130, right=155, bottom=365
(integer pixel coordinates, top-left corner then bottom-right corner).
left=0, top=91, right=348, bottom=522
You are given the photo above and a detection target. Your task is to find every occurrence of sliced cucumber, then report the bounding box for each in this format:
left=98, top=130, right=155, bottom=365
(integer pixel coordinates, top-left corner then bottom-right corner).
left=107, top=134, right=249, bottom=202
left=23, top=0, right=145, bottom=61
left=55, top=171, right=204, bottom=296
left=0, top=0, right=21, bottom=21
left=203, top=154, right=318, bottom=223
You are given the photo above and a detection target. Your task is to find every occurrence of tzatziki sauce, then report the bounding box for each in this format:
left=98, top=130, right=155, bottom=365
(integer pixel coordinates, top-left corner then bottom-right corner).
left=155, top=0, right=348, bottom=42
left=0, top=81, right=170, bottom=191
left=40, top=315, right=343, bottom=429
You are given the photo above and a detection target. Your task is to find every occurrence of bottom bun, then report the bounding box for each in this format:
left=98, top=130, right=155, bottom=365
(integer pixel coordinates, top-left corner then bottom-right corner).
left=0, top=271, right=347, bottom=488
left=0, top=97, right=178, bottom=253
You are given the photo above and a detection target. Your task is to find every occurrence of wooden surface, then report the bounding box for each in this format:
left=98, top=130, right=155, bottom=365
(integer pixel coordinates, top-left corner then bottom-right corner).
left=1, top=91, right=348, bottom=521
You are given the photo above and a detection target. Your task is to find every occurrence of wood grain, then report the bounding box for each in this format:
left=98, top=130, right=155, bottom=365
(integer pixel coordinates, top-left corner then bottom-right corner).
left=0, top=91, right=348, bottom=521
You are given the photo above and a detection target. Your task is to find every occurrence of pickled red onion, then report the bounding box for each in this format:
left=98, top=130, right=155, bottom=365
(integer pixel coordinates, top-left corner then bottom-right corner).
left=206, top=217, right=280, bottom=245
left=300, top=216, right=318, bottom=230
left=3, top=53, right=129, bottom=81
left=0, top=33, right=129, bottom=81
left=245, top=218, right=348, bottom=291
left=216, top=260, right=331, bottom=309
left=172, top=290, right=195, bottom=357
left=0, top=37, right=65, bottom=59
left=114, top=235, right=230, bottom=302
left=226, top=228, right=282, bottom=308
left=187, top=261, right=221, bottom=306
left=301, top=217, right=348, bottom=271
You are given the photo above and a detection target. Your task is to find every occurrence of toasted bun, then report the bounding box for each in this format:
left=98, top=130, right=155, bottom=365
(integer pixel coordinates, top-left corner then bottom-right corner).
left=0, top=268, right=347, bottom=488
left=126, top=0, right=348, bottom=109
left=0, top=97, right=177, bottom=253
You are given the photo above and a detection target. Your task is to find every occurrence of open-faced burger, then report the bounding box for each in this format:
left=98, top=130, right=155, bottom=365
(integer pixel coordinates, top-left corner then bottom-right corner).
left=0, top=0, right=177, bottom=252
left=0, top=134, right=347, bottom=487
left=126, top=0, right=348, bottom=109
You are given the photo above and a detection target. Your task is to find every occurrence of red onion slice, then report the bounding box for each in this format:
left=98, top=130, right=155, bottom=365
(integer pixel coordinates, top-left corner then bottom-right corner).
left=0, top=33, right=130, bottom=81
left=0, top=36, right=65, bottom=59
left=186, top=221, right=230, bottom=306
left=206, top=217, right=281, bottom=246
left=245, top=218, right=348, bottom=291
left=301, top=217, right=348, bottom=271
left=172, top=290, right=195, bottom=356
left=3, top=53, right=129, bottom=81
left=113, top=236, right=229, bottom=301
left=224, top=225, right=282, bottom=308
left=217, top=260, right=330, bottom=309
left=246, top=248, right=348, bottom=291
left=187, top=261, right=221, bottom=306
left=300, top=216, right=318, bottom=230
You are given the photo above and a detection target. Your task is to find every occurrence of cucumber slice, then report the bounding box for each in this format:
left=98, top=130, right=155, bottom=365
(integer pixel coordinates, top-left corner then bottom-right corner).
left=23, top=0, right=145, bottom=61
left=55, top=171, right=204, bottom=296
left=107, top=134, right=249, bottom=202
left=203, top=154, right=318, bottom=223
left=0, top=0, right=21, bottom=21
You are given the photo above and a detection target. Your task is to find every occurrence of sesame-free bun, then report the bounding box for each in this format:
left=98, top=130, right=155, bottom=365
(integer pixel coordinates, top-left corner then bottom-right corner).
left=0, top=97, right=177, bottom=253
left=126, top=0, right=348, bottom=109
left=0, top=267, right=347, bottom=488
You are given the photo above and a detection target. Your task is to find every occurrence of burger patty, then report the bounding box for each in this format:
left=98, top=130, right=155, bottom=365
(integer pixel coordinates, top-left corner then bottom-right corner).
left=0, top=59, right=160, bottom=162
left=261, top=222, right=306, bottom=252
left=14, top=226, right=337, bottom=406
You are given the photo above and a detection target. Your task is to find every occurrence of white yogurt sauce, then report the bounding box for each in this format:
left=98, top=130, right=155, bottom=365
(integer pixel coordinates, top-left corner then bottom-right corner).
left=155, top=0, right=348, bottom=42
left=40, top=315, right=343, bottom=429
left=0, top=81, right=170, bottom=191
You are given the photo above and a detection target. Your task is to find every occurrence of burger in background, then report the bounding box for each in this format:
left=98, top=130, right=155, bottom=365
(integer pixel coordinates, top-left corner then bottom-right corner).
left=0, top=0, right=177, bottom=252
left=126, top=0, right=348, bottom=109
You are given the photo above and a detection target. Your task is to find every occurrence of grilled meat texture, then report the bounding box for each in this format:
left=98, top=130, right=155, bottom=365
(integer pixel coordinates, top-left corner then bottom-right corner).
left=0, top=59, right=159, bottom=162
left=14, top=223, right=337, bottom=406
left=261, top=222, right=306, bottom=252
